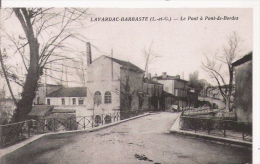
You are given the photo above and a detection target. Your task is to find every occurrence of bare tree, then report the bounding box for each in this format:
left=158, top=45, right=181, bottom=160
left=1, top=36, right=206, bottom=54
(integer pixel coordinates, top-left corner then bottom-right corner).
left=201, top=31, right=243, bottom=111
left=141, top=41, right=160, bottom=109
left=0, top=8, right=89, bottom=122
left=73, top=52, right=86, bottom=86
left=0, top=49, right=18, bottom=105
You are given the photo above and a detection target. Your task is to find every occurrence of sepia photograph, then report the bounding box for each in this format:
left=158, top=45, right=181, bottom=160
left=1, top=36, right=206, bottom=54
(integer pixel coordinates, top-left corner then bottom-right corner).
left=0, top=1, right=259, bottom=164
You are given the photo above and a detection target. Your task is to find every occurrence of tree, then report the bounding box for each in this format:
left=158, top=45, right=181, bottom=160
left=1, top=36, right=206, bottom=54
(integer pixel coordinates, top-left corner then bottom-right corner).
left=141, top=41, right=161, bottom=109
left=0, top=8, right=89, bottom=122
left=201, top=31, right=243, bottom=111
left=119, top=68, right=135, bottom=111
left=73, top=52, right=87, bottom=86
left=188, top=71, right=204, bottom=92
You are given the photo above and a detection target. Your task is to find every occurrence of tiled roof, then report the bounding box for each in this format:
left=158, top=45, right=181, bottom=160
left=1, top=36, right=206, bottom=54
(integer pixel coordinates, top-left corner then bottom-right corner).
left=52, top=109, right=76, bottom=113
left=28, top=105, right=54, bottom=117
left=104, top=56, right=144, bottom=73
left=232, top=51, right=252, bottom=67
left=156, top=75, right=188, bottom=82
left=47, top=87, right=87, bottom=97
left=143, top=78, right=163, bottom=85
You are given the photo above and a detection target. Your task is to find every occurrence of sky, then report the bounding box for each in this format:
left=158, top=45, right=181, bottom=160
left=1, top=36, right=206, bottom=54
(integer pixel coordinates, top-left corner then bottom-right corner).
left=0, top=7, right=254, bottom=95
left=79, top=8, right=253, bottom=83
left=0, top=2, right=259, bottom=162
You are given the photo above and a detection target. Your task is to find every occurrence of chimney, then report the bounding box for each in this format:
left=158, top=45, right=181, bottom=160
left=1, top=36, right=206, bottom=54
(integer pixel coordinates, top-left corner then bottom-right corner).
left=111, top=49, right=113, bottom=81
left=153, top=73, right=158, bottom=81
left=162, top=72, right=167, bottom=79
left=148, top=73, right=151, bottom=79
left=86, top=42, right=92, bottom=66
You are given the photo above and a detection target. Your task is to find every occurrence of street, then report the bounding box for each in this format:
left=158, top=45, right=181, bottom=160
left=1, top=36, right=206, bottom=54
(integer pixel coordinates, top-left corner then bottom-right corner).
left=0, top=112, right=252, bottom=164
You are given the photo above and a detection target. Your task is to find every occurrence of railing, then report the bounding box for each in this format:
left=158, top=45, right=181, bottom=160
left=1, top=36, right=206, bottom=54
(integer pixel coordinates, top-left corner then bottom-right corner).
left=182, top=108, right=219, bottom=116
left=179, top=116, right=252, bottom=142
left=0, top=120, right=36, bottom=148
left=182, top=108, right=236, bottom=120
left=120, top=110, right=145, bottom=120
left=0, top=110, right=146, bottom=148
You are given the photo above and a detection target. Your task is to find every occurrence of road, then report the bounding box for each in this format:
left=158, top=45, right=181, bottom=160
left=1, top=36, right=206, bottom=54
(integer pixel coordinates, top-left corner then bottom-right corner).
left=0, top=112, right=251, bottom=164
left=198, top=96, right=226, bottom=109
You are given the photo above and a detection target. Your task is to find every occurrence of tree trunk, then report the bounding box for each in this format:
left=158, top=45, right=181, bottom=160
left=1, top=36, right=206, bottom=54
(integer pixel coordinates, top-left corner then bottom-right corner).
left=13, top=38, right=41, bottom=122
left=227, top=65, right=234, bottom=112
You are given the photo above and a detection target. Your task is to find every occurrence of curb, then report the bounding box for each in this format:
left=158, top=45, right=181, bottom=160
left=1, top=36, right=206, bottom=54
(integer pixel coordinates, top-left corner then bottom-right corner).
left=0, top=113, right=152, bottom=158
left=169, top=115, right=252, bottom=147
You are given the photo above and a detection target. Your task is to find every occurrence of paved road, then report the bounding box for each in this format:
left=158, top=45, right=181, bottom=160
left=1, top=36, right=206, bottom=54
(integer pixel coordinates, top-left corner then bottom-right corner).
left=0, top=112, right=251, bottom=164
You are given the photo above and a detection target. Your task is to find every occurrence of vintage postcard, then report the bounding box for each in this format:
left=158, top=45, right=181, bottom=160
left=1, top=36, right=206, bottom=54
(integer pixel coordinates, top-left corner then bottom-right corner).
left=0, top=1, right=259, bottom=164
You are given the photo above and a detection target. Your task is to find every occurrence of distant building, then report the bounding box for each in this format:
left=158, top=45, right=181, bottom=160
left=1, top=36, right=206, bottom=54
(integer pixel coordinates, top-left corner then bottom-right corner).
left=232, top=51, right=252, bottom=122
left=153, top=72, right=189, bottom=111
left=186, top=87, right=199, bottom=108
left=33, top=84, right=62, bottom=105
left=201, top=85, right=228, bottom=101
left=45, top=87, right=87, bottom=117
left=143, top=76, right=164, bottom=111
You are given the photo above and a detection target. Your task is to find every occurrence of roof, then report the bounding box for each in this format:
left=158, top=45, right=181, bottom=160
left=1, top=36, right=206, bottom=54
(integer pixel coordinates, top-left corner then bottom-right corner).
left=143, top=78, right=163, bottom=85
left=104, top=56, right=144, bottom=73
left=47, top=87, right=87, bottom=97
left=28, top=105, right=54, bottom=117
left=38, top=84, right=63, bottom=87
left=232, top=51, right=252, bottom=67
left=45, top=113, right=76, bottom=119
left=163, top=91, right=177, bottom=98
left=156, top=75, right=188, bottom=82
left=52, top=109, right=76, bottom=113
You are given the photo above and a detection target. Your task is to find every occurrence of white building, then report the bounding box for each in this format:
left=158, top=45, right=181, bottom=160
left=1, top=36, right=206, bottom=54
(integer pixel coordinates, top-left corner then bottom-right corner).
left=85, top=42, right=144, bottom=119
left=45, top=87, right=88, bottom=117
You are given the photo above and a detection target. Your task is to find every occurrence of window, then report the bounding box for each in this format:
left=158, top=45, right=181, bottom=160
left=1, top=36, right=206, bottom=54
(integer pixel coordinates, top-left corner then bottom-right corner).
left=72, top=98, right=76, bottom=105
left=78, top=98, right=84, bottom=105
left=150, top=87, right=154, bottom=95
left=94, top=91, right=102, bottom=105
left=104, top=91, right=112, bottom=104
left=95, top=115, right=102, bottom=126
left=61, top=98, right=65, bottom=105
left=37, top=97, right=40, bottom=104
left=138, top=95, right=142, bottom=109
left=174, top=89, right=178, bottom=96
left=47, top=99, right=50, bottom=105
left=104, top=115, right=111, bottom=124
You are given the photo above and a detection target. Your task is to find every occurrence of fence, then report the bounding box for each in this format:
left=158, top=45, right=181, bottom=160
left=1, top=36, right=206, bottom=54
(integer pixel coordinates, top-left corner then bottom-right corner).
left=179, top=116, right=252, bottom=142
left=0, top=120, right=36, bottom=148
left=0, top=110, right=146, bottom=148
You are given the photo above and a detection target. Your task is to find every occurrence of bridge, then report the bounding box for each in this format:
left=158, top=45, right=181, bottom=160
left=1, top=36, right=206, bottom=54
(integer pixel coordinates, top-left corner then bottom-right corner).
left=198, top=96, right=226, bottom=109
left=0, top=112, right=252, bottom=164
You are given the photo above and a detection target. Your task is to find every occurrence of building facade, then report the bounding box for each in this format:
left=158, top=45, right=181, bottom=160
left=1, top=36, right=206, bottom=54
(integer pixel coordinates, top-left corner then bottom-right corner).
left=153, top=72, right=189, bottom=111
left=45, top=87, right=87, bottom=117
left=232, top=51, right=252, bottom=122
left=33, top=84, right=62, bottom=105
left=86, top=51, right=144, bottom=115
left=143, top=77, right=164, bottom=111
